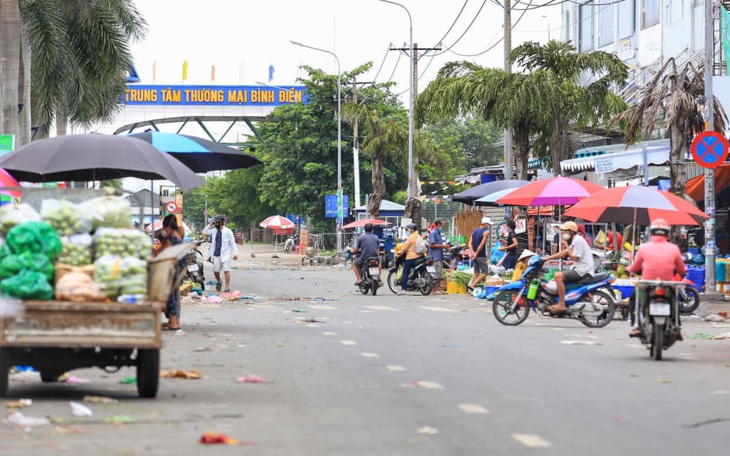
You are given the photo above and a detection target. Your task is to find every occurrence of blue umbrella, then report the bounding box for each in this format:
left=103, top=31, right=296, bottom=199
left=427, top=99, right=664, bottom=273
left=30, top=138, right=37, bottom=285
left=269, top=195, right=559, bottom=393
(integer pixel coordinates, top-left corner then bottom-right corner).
left=128, top=132, right=263, bottom=173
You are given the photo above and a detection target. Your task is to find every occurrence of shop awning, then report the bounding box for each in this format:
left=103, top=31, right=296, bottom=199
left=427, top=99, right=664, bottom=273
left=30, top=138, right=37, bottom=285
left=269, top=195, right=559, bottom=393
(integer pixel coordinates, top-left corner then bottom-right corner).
left=561, top=139, right=670, bottom=173
left=685, top=164, right=730, bottom=202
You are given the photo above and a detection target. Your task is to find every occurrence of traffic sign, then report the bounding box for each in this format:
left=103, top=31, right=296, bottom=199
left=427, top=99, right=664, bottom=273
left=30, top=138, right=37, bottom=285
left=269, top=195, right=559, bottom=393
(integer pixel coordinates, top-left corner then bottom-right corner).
left=165, top=201, right=178, bottom=213
left=691, top=131, right=729, bottom=169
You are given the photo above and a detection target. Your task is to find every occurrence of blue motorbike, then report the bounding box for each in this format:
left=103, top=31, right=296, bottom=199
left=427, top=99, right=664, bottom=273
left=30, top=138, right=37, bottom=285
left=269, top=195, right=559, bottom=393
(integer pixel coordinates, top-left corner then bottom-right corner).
left=492, top=256, right=617, bottom=328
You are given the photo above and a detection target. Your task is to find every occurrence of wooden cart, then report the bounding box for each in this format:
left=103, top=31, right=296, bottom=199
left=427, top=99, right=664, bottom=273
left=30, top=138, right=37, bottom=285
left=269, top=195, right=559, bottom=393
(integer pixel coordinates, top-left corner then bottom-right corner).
left=0, top=243, right=190, bottom=398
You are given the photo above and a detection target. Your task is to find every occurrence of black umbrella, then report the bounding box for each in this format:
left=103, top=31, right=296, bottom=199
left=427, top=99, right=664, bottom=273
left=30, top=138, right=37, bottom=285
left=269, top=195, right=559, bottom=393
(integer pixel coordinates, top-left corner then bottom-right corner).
left=451, top=179, right=530, bottom=205
left=127, top=132, right=263, bottom=173
left=0, top=134, right=204, bottom=190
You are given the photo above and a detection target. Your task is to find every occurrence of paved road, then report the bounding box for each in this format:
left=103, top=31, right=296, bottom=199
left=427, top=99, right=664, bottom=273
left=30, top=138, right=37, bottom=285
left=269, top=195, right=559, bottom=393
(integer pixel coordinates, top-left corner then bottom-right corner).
left=2, top=248, right=730, bottom=455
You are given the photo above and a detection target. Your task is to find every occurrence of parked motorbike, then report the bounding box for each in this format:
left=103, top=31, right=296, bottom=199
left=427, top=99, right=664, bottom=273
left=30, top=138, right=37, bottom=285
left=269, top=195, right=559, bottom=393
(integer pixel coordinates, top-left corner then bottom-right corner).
left=492, top=256, right=616, bottom=328
left=284, top=234, right=299, bottom=253
left=443, top=244, right=469, bottom=270
left=183, top=241, right=205, bottom=291
left=351, top=252, right=381, bottom=295
left=634, top=280, right=684, bottom=361
left=387, top=254, right=436, bottom=295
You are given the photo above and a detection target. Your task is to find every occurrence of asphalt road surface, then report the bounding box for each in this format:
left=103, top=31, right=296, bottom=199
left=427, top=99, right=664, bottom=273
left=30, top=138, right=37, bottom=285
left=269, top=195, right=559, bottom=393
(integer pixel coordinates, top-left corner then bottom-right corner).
left=2, top=248, right=730, bottom=456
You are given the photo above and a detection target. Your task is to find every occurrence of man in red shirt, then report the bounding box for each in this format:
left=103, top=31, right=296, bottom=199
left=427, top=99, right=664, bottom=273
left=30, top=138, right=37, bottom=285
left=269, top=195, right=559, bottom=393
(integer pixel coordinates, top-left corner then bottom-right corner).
left=626, top=218, right=686, bottom=337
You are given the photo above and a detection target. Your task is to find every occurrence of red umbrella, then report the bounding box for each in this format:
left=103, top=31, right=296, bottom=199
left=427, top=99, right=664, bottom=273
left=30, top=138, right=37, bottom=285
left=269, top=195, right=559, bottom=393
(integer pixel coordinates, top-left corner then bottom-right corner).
left=496, top=176, right=604, bottom=206
left=260, top=215, right=295, bottom=230
left=563, top=186, right=708, bottom=226
left=0, top=167, right=21, bottom=197
left=341, top=218, right=391, bottom=229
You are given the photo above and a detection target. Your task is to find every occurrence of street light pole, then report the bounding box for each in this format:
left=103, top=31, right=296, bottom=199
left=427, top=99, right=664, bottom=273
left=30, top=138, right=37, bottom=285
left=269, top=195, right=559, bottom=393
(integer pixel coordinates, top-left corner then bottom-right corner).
left=541, top=14, right=551, bottom=41
left=290, top=40, right=343, bottom=251
left=379, top=0, right=415, bottom=199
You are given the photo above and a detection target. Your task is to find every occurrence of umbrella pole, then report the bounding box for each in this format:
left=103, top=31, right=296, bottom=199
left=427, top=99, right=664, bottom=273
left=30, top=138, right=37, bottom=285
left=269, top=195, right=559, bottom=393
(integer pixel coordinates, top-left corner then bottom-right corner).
left=272, top=233, right=279, bottom=258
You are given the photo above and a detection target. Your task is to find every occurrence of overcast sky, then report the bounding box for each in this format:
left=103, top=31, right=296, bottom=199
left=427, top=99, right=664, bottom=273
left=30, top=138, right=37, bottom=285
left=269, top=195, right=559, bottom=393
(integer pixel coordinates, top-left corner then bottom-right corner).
left=130, top=0, right=563, bottom=94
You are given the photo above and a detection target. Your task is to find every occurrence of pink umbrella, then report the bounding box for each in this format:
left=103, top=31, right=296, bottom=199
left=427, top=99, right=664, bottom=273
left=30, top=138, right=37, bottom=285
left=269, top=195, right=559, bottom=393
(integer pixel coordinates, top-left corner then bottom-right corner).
left=496, top=176, right=604, bottom=207
left=0, top=167, right=21, bottom=198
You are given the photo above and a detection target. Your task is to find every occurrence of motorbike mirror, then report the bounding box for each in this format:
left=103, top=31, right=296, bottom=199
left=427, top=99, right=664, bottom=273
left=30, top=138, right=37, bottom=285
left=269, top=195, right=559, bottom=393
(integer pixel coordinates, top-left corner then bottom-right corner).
left=682, top=252, right=692, bottom=263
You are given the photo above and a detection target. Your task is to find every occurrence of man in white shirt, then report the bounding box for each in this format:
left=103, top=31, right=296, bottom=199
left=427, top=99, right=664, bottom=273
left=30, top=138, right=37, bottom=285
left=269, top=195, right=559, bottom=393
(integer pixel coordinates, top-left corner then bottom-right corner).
left=203, top=215, right=239, bottom=292
left=542, top=221, right=593, bottom=312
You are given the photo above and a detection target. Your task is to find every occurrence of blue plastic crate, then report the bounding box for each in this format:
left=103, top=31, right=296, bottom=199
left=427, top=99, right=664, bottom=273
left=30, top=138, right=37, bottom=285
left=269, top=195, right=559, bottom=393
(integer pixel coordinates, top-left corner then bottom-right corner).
left=614, top=285, right=634, bottom=300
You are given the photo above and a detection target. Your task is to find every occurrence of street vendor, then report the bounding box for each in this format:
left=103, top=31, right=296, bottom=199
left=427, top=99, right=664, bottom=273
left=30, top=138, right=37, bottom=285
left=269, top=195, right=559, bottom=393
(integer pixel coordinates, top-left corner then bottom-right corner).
left=155, top=214, right=183, bottom=331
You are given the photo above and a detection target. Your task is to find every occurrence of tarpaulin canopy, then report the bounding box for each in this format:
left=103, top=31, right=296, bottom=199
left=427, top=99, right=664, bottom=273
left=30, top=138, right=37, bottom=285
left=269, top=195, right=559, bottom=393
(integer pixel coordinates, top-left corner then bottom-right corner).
left=685, top=164, right=730, bottom=202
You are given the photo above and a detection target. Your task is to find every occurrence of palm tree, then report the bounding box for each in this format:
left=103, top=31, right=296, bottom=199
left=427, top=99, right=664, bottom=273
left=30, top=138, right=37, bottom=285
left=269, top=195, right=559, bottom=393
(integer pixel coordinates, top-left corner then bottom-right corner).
left=510, top=41, right=628, bottom=174
left=611, top=59, right=727, bottom=194
left=1, top=0, right=146, bottom=144
left=417, top=62, right=539, bottom=180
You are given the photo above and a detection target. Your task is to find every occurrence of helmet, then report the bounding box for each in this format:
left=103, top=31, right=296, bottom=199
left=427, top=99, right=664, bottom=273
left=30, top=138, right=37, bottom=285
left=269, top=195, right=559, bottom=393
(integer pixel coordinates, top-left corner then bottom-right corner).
left=559, top=221, right=578, bottom=233
left=650, top=218, right=670, bottom=236
left=406, top=223, right=418, bottom=231
left=212, top=215, right=224, bottom=224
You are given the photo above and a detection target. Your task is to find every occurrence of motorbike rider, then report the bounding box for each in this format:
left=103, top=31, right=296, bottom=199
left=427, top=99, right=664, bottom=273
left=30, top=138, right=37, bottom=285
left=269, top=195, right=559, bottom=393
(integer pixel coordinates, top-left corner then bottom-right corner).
left=542, top=221, right=594, bottom=312
left=625, top=218, right=686, bottom=337
left=349, top=223, right=382, bottom=286
left=395, top=223, right=424, bottom=295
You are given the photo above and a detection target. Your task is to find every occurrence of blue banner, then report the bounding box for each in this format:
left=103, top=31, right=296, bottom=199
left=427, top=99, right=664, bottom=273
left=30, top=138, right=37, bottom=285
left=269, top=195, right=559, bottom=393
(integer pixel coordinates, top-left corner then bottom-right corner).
left=123, top=85, right=308, bottom=106
left=325, top=194, right=348, bottom=219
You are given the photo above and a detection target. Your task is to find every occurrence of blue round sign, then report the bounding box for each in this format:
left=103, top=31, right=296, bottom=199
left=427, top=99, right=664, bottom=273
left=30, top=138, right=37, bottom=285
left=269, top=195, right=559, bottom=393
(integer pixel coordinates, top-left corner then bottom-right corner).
left=691, top=131, right=729, bottom=169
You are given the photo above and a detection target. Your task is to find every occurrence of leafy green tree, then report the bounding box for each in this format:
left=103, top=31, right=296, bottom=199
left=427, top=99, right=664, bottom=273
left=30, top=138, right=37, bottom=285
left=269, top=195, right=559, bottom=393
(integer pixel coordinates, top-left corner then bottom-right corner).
left=510, top=40, right=628, bottom=174
left=1, top=0, right=146, bottom=143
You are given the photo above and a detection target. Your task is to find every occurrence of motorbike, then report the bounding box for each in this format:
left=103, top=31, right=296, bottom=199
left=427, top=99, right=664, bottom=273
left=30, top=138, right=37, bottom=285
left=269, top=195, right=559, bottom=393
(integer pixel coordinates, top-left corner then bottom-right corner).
left=634, top=280, right=684, bottom=361
left=183, top=241, right=206, bottom=291
left=676, top=276, right=700, bottom=315
left=284, top=234, right=299, bottom=254
left=492, top=256, right=616, bottom=328
left=387, top=254, right=436, bottom=295
left=443, top=244, right=469, bottom=270
left=351, top=252, right=381, bottom=295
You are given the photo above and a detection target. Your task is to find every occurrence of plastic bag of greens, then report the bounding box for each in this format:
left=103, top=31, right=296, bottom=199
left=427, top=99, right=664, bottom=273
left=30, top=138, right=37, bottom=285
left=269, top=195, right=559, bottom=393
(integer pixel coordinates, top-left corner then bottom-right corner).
left=0, top=204, right=42, bottom=236
left=41, top=199, right=95, bottom=236
left=0, top=252, right=54, bottom=281
left=58, top=233, right=93, bottom=266
left=94, top=228, right=152, bottom=260
left=6, top=221, right=62, bottom=260
left=82, top=196, right=133, bottom=231
left=0, top=269, right=54, bottom=300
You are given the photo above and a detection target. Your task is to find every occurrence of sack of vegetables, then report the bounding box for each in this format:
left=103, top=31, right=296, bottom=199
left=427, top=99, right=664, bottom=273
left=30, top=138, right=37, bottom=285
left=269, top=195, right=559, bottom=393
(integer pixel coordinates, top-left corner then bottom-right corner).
left=94, top=228, right=152, bottom=261
left=94, top=254, right=148, bottom=300
left=41, top=199, right=95, bottom=236
left=0, top=221, right=61, bottom=300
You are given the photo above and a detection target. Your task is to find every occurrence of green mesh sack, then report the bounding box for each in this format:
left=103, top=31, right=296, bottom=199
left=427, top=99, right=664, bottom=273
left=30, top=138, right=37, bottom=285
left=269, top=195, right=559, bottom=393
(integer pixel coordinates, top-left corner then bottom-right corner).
left=6, top=221, right=63, bottom=260
left=0, top=269, right=54, bottom=300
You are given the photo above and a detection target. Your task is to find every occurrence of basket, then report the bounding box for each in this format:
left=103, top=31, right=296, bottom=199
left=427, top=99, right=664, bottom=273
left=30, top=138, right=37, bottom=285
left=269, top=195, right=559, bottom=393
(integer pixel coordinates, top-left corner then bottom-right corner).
left=148, top=243, right=194, bottom=303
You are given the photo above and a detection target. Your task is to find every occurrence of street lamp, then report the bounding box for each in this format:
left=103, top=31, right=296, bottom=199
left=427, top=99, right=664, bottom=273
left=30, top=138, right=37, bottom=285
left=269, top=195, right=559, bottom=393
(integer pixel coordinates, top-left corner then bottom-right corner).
left=378, top=0, right=415, bottom=200
left=541, top=14, right=551, bottom=41
left=290, top=40, right=343, bottom=252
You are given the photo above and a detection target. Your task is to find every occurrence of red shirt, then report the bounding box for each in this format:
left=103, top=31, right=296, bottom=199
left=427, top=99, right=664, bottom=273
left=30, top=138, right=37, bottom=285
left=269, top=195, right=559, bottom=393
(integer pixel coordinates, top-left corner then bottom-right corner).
left=626, top=236, right=686, bottom=281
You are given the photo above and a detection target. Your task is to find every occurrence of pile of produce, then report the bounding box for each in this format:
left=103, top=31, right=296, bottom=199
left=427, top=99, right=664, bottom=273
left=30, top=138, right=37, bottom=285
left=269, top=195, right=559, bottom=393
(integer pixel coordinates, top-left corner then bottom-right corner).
left=0, top=195, right=153, bottom=303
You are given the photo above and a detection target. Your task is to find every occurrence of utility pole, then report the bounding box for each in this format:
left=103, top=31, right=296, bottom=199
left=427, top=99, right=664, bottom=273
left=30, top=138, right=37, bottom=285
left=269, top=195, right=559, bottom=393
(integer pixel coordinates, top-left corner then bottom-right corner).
left=353, top=77, right=361, bottom=209
left=388, top=42, right=441, bottom=199
left=703, top=0, right=721, bottom=300
left=503, top=0, right=513, bottom=180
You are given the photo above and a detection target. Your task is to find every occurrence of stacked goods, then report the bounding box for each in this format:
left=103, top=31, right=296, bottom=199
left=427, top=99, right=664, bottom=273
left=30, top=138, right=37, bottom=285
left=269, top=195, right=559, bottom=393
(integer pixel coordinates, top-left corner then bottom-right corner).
left=41, top=200, right=94, bottom=236
left=55, top=271, right=106, bottom=302
left=57, top=234, right=93, bottom=266
left=94, top=228, right=151, bottom=260
left=94, top=255, right=148, bottom=300
left=0, top=221, right=61, bottom=300
left=83, top=196, right=133, bottom=231
left=0, top=203, right=42, bottom=236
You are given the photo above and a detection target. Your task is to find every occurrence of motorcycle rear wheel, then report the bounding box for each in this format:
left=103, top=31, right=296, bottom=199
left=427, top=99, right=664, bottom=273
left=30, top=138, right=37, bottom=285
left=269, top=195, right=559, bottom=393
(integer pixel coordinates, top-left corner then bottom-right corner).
left=371, top=279, right=379, bottom=296
left=577, top=290, right=616, bottom=328
left=678, top=287, right=700, bottom=315
left=651, top=323, right=664, bottom=361
left=418, top=270, right=432, bottom=296
left=492, top=290, right=530, bottom=326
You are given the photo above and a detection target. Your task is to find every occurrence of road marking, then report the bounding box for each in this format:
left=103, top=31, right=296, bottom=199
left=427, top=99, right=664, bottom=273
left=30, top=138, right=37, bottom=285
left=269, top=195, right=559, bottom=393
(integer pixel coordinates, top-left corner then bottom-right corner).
left=364, top=305, right=396, bottom=311
left=386, top=365, right=407, bottom=372
left=249, top=304, right=277, bottom=309
left=457, top=403, right=489, bottom=414
left=419, top=306, right=456, bottom=312
left=341, top=340, right=358, bottom=346
left=306, top=324, right=320, bottom=328
left=361, top=352, right=380, bottom=358
left=309, top=305, right=338, bottom=310
left=414, top=380, right=443, bottom=389
left=321, top=331, right=338, bottom=336
left=511, top=433, right=551, bottom=448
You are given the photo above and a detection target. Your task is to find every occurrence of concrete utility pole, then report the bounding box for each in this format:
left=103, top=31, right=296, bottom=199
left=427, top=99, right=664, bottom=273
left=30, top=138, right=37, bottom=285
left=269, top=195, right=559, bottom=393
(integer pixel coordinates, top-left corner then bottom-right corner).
left=703, top=0, right=721, bottom=299
left=353, top=78, right=361, bottom=209
left=388, top=42, right=440, bottom=199
left=503, top=0, right=513, bottom=180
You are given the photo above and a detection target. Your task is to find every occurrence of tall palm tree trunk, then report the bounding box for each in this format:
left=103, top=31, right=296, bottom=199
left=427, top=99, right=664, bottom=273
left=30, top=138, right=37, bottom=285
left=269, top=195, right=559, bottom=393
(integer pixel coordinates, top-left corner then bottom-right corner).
left=668, top=118, right=687, bottom=194
left=513, top=126, right=530, bottom=180
left=368, top=148, right=385, bottom=218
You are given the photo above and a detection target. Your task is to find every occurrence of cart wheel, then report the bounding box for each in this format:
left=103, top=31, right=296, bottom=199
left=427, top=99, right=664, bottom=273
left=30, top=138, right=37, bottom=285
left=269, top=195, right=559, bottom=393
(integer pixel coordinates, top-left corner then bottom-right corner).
left=0, top=348, right=10, bottom=397
left=136, top=349, right=160, bottom=398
